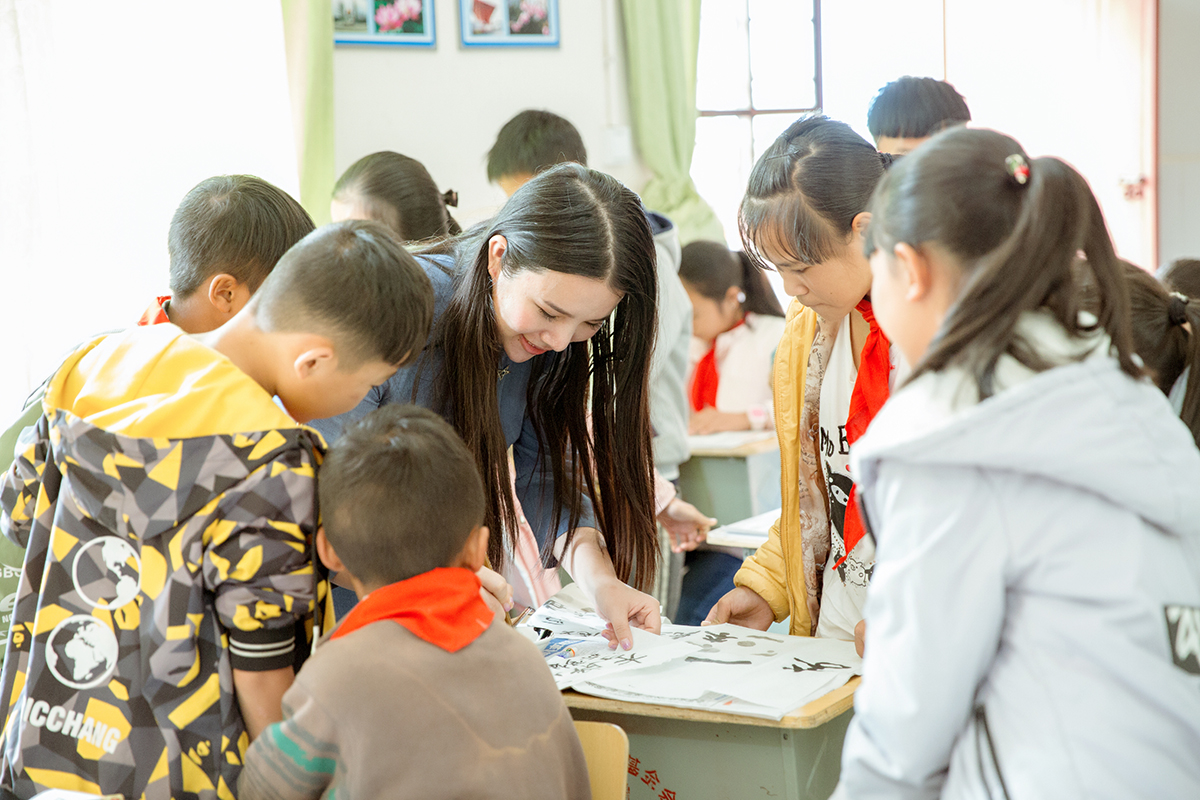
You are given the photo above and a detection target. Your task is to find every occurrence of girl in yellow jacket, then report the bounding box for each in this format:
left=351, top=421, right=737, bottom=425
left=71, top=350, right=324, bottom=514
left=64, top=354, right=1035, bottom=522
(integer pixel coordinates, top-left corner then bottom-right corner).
left=705, top=116, right=900, bottom=642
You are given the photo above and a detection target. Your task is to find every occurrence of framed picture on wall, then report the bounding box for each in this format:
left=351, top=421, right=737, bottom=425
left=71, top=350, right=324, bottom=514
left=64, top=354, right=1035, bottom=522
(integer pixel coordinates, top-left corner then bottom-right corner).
left=460, top=0, right=559, bottom=47
left=334, top=0, right=437, bottom=47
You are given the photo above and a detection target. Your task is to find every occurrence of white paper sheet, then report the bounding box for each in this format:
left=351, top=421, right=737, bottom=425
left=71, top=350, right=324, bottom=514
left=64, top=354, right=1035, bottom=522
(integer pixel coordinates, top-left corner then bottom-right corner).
left=538, top=628, right=695, bottom=690
left=523, top=583, right=608, bottom=638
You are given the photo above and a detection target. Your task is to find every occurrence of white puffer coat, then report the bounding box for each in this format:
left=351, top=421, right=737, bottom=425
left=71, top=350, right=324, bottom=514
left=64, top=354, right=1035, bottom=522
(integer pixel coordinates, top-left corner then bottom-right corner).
left=834, top=314, right=1200, bottom=800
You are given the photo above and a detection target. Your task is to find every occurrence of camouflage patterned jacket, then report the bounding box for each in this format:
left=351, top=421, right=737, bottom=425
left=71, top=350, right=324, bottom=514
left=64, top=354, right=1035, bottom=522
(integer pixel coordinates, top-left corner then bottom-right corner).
left=0, top=324, right=326, bottom=800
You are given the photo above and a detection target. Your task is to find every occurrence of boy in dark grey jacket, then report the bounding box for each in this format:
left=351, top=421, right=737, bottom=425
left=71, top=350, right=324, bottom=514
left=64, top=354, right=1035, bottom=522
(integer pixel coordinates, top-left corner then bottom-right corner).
left=239, top=405, right=590, bottom=800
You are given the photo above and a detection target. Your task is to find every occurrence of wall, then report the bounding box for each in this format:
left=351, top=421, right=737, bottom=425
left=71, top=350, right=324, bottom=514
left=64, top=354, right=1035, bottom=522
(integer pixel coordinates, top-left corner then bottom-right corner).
left=945, top=0, right=1157, bottom=270
left=1159, top=0, right=1200, bottom=266
left=333, top=0, right=648, bottom=227
left=820, top=0, right=944, bottom=143
left=0, top=2, right=299, bottom=418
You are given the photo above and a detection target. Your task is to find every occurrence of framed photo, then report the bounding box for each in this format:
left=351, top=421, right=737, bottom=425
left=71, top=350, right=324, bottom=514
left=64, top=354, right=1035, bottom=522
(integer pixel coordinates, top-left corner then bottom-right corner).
left=460, top=0, right=560, bottom=47
left=334, top=0, right=437, bottom=47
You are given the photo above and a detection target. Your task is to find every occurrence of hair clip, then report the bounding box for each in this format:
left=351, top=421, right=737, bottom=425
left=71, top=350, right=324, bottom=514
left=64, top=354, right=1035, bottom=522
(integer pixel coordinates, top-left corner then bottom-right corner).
left=1005, top=154, right=1030, bottom=186
left=442, top=189, right=459, bottom=208
left=1168, top=291, right=1190, bottom=326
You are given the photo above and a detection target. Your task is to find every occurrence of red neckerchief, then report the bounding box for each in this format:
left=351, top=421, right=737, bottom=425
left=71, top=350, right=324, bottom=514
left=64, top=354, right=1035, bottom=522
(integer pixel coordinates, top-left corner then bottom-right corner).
left=689, top=318, right=745, bottom=412
left=834, top=299, right=891, bottom=570
left=330, top=567, right=493, bottom=653
left=137, top=296, right=172, bottom=326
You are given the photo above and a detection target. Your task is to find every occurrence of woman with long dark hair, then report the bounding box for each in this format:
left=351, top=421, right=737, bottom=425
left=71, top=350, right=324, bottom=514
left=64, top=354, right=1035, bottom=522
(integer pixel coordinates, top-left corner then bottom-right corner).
left=313, top=163, right=662, bottom=646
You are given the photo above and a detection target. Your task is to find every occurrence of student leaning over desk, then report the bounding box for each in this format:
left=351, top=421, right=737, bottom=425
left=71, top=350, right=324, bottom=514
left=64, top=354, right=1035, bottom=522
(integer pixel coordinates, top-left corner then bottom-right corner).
left=705, top=117, right=899, bottom=640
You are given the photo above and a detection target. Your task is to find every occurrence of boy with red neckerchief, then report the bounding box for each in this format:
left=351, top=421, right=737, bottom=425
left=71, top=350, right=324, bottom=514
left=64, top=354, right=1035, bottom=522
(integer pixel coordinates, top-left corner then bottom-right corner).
left=239, top=405, right=590, bottom=800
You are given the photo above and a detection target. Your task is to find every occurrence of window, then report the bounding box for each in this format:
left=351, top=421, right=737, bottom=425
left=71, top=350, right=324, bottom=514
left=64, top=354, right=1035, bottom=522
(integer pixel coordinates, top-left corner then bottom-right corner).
left=691, top=0, right=822, bottom=248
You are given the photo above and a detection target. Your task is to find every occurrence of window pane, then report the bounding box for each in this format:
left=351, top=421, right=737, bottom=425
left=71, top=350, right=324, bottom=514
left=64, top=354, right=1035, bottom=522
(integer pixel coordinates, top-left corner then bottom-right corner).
left=752, top=112, right=803, bottom=163
left=696, top=0, right=750, bottom=111
left=692, top=115, right=754, bottom=247
left=748, top=0, right=817, bottom=110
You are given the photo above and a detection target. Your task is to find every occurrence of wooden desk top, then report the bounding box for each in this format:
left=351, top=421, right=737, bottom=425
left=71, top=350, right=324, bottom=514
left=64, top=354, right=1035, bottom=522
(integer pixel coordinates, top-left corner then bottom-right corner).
left=563, top=676, right=859, bottom=731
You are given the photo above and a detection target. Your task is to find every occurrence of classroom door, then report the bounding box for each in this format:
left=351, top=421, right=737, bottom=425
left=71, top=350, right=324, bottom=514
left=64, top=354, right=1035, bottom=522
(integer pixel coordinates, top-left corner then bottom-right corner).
left=943, top=0, right=1158, bottom=269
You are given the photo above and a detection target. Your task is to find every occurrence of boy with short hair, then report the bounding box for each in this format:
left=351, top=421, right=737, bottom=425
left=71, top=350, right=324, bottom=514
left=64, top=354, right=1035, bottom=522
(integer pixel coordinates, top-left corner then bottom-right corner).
left=239, top=405, right=591, bottom=800
left=867, top=76, right=972, bottom=155
left=486, top=109, right=588, bottom=197
left=140, top=174, right=315, bottom=332
left=0, top=221, right=434, bottom=799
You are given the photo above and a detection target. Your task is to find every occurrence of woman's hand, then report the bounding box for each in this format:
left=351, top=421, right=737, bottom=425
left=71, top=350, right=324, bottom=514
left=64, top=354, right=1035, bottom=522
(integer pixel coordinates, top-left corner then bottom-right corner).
left=689, top=408, right=752, bottom=435
left=854, top=619, right=866, bottom=657
left=702, top=586, right=774, bottom=630
left=556, top=528, right=662, bottom=650
left=658, top=497, right=717, bottom=553
left=476, top=565, right=514, bottom=615
left=594, top=578, right=662, bottom=650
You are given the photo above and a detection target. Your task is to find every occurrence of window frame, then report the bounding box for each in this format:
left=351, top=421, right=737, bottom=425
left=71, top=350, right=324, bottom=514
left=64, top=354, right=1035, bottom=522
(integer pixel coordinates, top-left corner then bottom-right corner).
left=695, top=0, right=824, bottom=122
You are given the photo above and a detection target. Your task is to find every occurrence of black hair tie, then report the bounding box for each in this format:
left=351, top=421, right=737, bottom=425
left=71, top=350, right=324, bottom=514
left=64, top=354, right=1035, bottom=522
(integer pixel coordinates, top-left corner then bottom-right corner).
left=878, top=151, right=896, bottom=168
left=1168, top=292, right=1189, bottom=326
left=442, top=189, right=459, bottom=208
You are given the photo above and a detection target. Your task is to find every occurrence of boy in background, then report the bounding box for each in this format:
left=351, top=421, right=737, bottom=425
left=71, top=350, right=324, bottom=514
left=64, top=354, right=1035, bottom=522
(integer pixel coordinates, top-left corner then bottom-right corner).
left=867, top=76, right=972, bottom=155
left=239, top=405, right=590, bottom=800
left=139, top=174, right=315, bottom=331
left=0, top=221, right=434, bottom=799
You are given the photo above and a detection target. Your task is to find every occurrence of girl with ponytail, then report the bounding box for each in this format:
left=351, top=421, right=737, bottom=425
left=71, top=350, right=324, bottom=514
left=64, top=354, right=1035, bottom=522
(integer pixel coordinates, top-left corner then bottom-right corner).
left=830, top=127, right=1200, bottom=798
left=1121, top=262, right=1200, bottom=446
left=705, top=116, right=899, bottom=647
left=680, top=240, right=786, bottom=435
left=331, top=151, right=462, bottom=241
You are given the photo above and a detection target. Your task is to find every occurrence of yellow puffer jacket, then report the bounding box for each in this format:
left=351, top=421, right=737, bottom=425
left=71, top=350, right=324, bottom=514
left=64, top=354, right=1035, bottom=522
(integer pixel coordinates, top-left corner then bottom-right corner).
left=733, top=299, right=819, bottom=635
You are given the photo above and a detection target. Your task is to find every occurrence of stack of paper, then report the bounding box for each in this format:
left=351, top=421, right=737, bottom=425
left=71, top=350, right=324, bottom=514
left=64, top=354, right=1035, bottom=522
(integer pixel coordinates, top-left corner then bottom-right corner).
left=706, top=508, right=780, bottom=549
left=687, top=430, right=775, bottom=452
left=523, top=585, right=860, bottom=721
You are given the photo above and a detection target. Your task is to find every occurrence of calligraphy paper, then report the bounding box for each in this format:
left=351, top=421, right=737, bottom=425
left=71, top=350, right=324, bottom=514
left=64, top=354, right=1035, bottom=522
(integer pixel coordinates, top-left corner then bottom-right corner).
left=526, top=587, right=862, bottom=720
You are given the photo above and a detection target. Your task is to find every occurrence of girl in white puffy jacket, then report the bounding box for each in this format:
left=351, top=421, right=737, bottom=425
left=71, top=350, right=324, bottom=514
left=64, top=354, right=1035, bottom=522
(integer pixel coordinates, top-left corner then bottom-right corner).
left=833, top=127, right=1200, bottom=800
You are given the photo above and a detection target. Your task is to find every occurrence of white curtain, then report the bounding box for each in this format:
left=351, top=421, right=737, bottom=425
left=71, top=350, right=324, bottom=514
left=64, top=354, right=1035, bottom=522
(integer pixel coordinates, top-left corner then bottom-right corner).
left=0, top=1, right=300, bottom=417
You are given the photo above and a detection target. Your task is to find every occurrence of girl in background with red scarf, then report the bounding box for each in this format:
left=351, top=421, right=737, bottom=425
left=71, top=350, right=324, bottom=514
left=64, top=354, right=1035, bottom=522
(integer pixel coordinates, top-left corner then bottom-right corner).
left=682, top=240, right=787, bottom=435
left=704, top=117, right=900, bottom=654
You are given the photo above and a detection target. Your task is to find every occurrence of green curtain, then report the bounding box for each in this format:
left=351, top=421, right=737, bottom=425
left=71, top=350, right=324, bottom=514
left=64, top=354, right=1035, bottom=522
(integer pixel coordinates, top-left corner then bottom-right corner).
left=281, top=0, right=336, bottom=226
left=619, top=0, right=724, bottom=245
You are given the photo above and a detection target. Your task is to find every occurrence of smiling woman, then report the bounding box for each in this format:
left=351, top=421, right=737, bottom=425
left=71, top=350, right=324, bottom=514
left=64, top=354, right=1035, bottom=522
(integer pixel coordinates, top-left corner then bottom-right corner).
left=486, top=240, right=622, bottom=361
left=311, top=163, right=663, bottom=647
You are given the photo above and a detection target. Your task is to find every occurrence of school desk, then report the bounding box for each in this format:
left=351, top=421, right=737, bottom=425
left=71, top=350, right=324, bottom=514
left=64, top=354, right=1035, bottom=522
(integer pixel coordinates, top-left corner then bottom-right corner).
left=565, top=677, right=859, bottom=800
left=679, top=433, right=782, bottom=527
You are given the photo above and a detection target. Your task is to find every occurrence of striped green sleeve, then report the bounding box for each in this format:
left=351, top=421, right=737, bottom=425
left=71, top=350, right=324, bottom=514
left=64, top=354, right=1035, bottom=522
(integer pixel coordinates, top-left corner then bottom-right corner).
left=239, top=682, right=339, bottom=800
